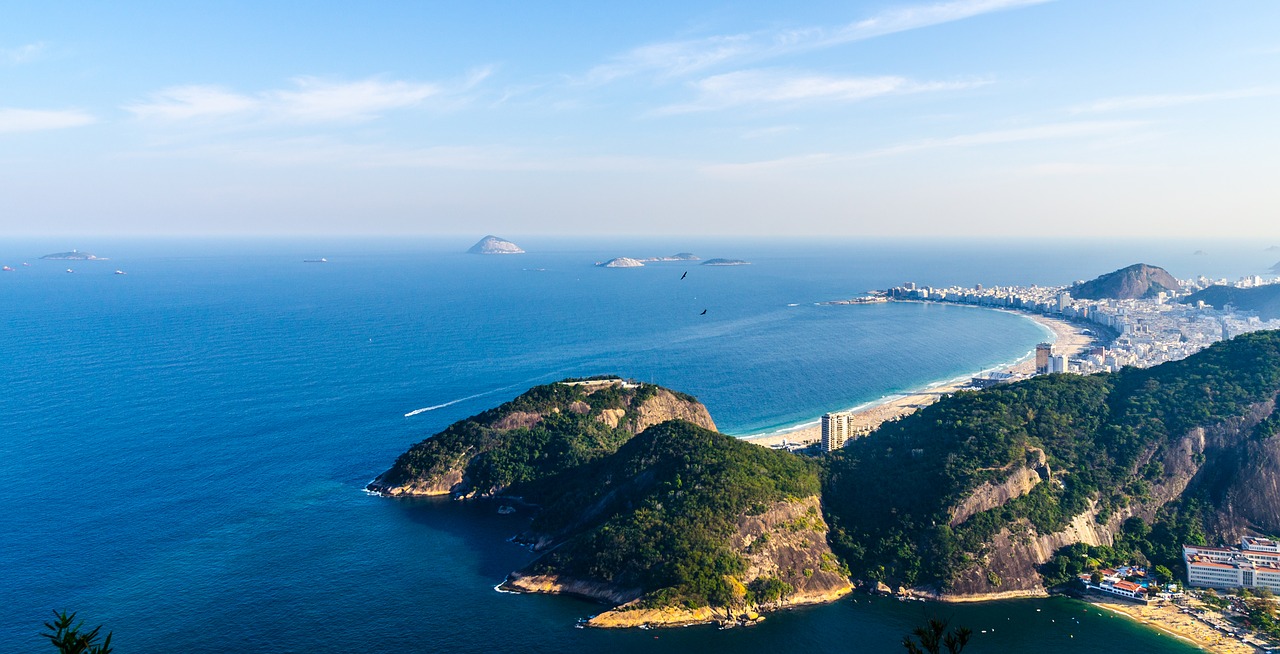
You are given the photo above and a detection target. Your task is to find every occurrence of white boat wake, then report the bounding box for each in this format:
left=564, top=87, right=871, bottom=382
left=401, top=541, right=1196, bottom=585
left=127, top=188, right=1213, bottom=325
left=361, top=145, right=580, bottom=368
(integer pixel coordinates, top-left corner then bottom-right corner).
left=404, top=391, right=492, bottom=417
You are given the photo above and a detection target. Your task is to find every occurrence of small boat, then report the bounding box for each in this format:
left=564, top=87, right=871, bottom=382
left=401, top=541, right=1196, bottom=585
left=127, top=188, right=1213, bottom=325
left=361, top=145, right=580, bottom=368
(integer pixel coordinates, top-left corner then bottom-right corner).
left=22, top=262, right=29, bottom=266
left=303, top=258, right=328, bottom=263
left=115, top=270, right=126, bottom=275
left=1, top=266, right=12, bottom=271
left=66, top=268, right=74, bottom=273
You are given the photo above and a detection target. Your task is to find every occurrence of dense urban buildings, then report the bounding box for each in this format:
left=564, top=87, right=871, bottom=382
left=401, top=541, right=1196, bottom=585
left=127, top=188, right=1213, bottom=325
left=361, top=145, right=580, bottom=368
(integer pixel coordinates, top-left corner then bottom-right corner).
left=1184, top=538, right=1280, bottom=593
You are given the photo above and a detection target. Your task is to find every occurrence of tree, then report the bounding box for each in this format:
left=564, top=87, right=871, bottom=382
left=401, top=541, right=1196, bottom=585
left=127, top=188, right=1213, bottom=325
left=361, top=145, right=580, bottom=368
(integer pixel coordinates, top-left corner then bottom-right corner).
left=42, top=611, right=113, bottom=654
left=1153, top=565, right=1174, bottom=585
left=902, top=618, right=972, bottom=654
left=1090, top=570, right=1104, bottom=586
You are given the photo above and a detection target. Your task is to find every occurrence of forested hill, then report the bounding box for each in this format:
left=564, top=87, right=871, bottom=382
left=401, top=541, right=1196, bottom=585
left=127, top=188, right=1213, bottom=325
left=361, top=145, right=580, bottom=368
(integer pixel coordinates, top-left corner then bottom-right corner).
left=823, top=330, right=1280, bottom=597
left=1182, top=284, right=1280, bottom=321
left=366, top=378, right=715, bottom=498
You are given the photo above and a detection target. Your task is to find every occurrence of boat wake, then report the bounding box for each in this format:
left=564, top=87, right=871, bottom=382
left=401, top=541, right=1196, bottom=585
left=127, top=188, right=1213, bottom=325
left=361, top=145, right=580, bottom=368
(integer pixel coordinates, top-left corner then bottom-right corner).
left=404, top=391, right=493, bottom=417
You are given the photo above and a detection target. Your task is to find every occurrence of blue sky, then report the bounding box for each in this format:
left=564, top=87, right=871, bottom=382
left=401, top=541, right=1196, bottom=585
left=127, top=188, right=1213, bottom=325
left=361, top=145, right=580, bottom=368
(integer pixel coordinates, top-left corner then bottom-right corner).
left=3, top=1, right=1279, bottom=237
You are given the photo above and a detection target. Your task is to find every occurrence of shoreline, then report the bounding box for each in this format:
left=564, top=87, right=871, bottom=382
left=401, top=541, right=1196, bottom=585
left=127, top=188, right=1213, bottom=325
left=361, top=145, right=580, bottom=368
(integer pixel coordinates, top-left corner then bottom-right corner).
left=1078, top=594, right=1264, bottom=654
left=742, top=306, right=1096, bottom=448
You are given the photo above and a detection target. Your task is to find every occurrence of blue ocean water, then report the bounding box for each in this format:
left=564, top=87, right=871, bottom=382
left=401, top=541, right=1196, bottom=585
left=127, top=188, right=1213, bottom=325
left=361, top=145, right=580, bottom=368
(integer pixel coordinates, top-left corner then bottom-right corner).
left=4, top=236, right=1270, bottom=653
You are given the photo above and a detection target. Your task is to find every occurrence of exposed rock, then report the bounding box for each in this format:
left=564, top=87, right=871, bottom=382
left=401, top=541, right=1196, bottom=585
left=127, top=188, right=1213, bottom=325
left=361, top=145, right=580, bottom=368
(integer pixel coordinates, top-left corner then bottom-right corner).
left=492, top=411, right=543, bottom=430
left=949, top=465, right=1045, bottom=527
left=631, top=388, right=717, bottom=433
left=467, top=235, right=524, bottom=255
left=1070, top=263, right=1180, bottom=300
left=501, top=572, right=641, bottom=605
left=597, top=257, right=644, bottom=268
left=597, top=408, right=626, bottom=428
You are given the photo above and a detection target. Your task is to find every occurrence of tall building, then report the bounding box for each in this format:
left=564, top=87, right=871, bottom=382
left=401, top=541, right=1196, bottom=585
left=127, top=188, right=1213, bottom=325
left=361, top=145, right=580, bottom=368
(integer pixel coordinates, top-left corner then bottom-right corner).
left=1035, top=343, right=1053, bottom=374
left=1184, top=537, right=1280, bottom=593
left=821, top=412, right=853, bottom=451
left=1057, top=292, right=1071, bottom=313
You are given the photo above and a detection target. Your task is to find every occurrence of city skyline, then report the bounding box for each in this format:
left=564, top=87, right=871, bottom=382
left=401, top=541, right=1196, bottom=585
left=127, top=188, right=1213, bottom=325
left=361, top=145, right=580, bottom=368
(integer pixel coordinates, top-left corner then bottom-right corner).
left=3, top=1, right=1279, bottom=237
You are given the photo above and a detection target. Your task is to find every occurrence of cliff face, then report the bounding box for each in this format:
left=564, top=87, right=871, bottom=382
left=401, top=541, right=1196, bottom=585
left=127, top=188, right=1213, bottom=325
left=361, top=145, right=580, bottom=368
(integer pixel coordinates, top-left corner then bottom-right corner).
left=366, top=380, right=713, bottom=497
left=942, top=396, right=1280, bottom=599
left=1071, top=263, right=1180, bottom=300
left=523, top=495, right=851, bottom=628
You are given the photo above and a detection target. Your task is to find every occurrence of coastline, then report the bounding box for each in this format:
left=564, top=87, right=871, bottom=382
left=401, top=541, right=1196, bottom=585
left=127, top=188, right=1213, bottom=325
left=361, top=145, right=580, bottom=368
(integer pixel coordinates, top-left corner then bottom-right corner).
left=1078, top=595, right=1264, bottom=654
left=743, top=307, right=1096, bottom=448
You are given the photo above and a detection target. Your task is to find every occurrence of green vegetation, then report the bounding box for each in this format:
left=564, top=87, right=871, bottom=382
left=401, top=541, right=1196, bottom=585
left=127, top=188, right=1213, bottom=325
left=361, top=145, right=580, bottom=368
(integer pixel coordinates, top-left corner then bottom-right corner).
left=902, top=618, right=971, bottom=654
left=523, top=420, right=821, bottom=610
left=824, top=330, right=1280, bottom=590
left=42, top=611, right=113, bottom=654
left=372, top=380, right=682, bottom=495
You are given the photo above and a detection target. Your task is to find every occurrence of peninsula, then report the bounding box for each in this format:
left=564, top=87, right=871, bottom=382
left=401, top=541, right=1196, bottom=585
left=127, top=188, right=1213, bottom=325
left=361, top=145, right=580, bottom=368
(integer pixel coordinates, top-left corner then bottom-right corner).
left=467, top=235, right=524, bottom=255
left=702, top=258, right=750, bottom=266
left=372, top=330, right=1280, bottom=648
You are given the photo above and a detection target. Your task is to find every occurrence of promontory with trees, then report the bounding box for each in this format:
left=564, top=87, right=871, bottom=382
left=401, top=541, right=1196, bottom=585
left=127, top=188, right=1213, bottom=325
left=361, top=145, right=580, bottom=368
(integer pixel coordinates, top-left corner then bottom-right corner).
left=370, top=331, right=1280, bottom=626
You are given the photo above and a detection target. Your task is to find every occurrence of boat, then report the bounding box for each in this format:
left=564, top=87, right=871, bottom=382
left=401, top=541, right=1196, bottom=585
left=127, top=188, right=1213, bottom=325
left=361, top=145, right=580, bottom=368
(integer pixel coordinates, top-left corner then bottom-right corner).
left=66, top=268, right=74, bottom=273
left=115, top=270, right=126, bottom=275
left=303, top=258, right=328, bottom=263
left=1, top=266, right=12, bottom=272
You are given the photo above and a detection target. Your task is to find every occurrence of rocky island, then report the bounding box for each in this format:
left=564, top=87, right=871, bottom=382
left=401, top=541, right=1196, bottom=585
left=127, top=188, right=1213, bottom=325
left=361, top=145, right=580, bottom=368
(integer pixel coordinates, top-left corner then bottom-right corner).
left=467, top=235, right=524, bottom=255
left=640, top=252, right=699, bottom=262
left=702, top=258, right=750, bottom=266
left=371, top=332, right=1280, bottom=628
left=40, top=250, right=106, bottom=260
left=596, top=257, right=645, bottom=268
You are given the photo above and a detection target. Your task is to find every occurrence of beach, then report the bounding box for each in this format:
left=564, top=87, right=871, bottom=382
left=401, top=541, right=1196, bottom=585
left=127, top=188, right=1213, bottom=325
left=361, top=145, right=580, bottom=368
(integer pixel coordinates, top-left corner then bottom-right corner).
left=744, top=309, right=1097, bottom=449
left=1081, top=595, right=1266, bottom=654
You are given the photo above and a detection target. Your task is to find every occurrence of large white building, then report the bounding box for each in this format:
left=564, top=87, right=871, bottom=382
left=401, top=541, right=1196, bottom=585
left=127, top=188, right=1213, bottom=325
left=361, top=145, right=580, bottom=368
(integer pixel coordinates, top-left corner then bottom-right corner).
left=1184, top=537, right=1280, bottom=592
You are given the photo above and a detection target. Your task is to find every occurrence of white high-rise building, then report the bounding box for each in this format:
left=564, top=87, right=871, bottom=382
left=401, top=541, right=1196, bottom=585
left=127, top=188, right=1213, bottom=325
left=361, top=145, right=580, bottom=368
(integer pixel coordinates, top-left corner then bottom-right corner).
left=821, top=413, right=853, bottom=451
left=1184, top=537, right=1280, bottom=592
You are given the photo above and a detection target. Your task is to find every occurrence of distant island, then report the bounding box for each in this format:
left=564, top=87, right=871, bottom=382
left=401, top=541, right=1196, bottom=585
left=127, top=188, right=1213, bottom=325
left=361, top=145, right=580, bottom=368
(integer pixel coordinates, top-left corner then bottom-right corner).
left=467, top=235, right=524, bottom=255
left=40, top=250, right=106, bottom=261
left=1271, top=260, right=1280, bottom=273
left=1069, top=263, right=1179, bottom=300
left=640, top=252, right=699, bottom=262
left=596, top=257, right=644, bottom=268
left=702, top=258, right=750, bottom=266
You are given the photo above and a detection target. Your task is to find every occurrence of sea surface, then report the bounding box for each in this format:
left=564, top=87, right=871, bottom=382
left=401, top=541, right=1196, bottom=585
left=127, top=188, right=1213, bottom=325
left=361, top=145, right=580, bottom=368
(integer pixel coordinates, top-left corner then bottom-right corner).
left=3, top=236, right=1273, bottom=653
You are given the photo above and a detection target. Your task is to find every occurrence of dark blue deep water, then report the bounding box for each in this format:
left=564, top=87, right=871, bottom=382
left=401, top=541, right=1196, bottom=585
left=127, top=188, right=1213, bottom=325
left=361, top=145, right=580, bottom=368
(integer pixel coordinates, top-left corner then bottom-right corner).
left=5, top=237, right=1270, bottom=652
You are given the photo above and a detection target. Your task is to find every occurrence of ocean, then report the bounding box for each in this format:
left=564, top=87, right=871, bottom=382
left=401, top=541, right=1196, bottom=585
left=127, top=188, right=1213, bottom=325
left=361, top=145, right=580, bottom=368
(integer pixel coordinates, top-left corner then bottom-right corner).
left=3, top=236, right=1272, bottom=653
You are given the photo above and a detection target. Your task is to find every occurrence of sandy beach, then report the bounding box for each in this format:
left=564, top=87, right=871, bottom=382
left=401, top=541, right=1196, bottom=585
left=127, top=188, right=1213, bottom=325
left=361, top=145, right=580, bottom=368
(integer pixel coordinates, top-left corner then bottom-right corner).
left=744, top=308, right=1097, bottom=449
left=1081, top=595, right=1266, bottom=654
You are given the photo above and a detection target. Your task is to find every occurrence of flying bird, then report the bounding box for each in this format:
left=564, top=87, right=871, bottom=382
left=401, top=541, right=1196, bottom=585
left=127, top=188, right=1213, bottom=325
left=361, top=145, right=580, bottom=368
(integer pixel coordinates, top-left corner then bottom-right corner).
left=680, top=271, right=687, bottom=280
left=700, top=309, right=707, bottom=315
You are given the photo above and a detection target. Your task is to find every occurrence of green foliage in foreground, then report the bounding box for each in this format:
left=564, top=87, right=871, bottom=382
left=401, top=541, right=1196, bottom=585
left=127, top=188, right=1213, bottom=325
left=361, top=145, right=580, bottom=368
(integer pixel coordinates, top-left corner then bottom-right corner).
left=525, top=420, right=820, bottom=610
left=823, top=330, right=1280, bottom=589
left=42, top=611, right=112, bottom=654
left=902, top=618, right=971, bottom=654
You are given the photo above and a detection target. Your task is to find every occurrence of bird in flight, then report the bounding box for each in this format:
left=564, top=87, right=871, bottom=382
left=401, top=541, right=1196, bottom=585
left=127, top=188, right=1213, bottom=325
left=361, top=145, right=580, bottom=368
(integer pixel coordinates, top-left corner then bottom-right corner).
left=680, top=271, right=687, bottom=280
left=700, top=309, right=707, bottom=315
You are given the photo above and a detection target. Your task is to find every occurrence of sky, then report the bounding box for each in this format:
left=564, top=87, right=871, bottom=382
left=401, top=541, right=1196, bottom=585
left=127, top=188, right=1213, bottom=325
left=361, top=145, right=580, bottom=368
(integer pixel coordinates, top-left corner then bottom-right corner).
left=3, top=1, right=1279, bottom=237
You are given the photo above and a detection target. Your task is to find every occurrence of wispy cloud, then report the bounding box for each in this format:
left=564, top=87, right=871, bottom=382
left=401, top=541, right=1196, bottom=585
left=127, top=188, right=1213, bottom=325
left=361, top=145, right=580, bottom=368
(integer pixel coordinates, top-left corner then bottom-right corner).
left=1, top=42, right=46, bottom=65
left=130, top=136, right=679, bottom=173
left=703, top=120, right=1143, bottom=175
left=1070, top=87, right=1278, bottom=113
left=584, top=0, right=1051, bottom=82
left=125, top=76, right=450, bottom=124
left=0, top=107, right=96, bottom=133
left=655, top=69, right=988, bottom=114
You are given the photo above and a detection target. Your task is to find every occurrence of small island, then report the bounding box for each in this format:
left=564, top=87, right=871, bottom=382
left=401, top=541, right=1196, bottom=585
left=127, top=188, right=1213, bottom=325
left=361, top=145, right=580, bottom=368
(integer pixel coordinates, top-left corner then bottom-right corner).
left=702, top=258, right=750, bottom=266
left=596, top=257, right=644, bottom=268
left=40, top=250, right=107, bottom=261
left=467, top=235, right=524, bottom=255
left=640, top=252, right=700, bottom=262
